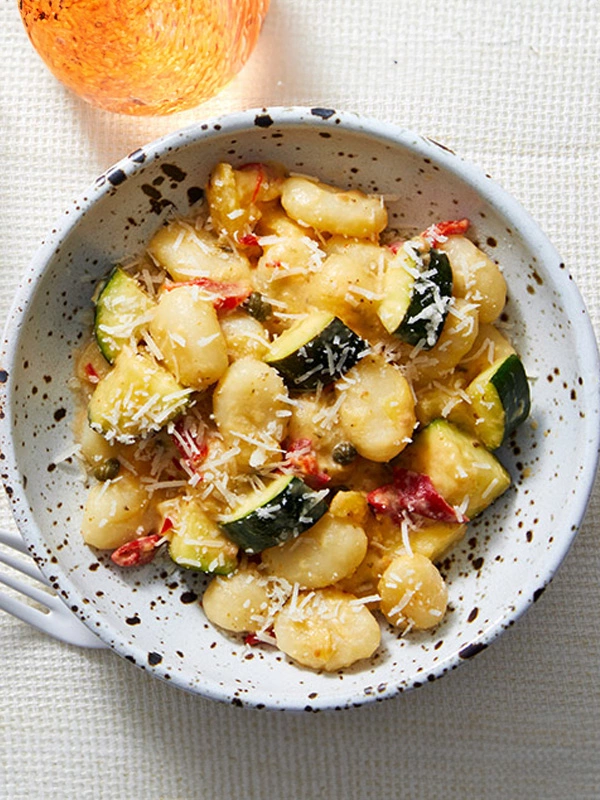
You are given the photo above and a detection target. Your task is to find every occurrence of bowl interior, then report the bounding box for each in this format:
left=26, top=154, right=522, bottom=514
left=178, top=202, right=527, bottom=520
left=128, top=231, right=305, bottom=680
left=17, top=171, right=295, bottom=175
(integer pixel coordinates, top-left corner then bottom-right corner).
left=2, top=108, right=598, bottom=710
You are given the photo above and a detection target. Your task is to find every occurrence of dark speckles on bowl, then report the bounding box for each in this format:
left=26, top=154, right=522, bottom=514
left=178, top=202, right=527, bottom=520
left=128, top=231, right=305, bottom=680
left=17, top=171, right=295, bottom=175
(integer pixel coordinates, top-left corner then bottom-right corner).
left=254, top=113, right=273, bottom=128
left=310, top=107, right=336, bottom=119
left=0, top=107, right=599, bottom=712
left=107, top=168, right=127, bottom=187
left=458, top=642, right=488, bottom=660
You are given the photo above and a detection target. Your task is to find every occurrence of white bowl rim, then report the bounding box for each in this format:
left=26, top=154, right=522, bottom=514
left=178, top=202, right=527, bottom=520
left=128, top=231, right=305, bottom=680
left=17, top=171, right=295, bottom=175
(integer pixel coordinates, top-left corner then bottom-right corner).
left=1, top=106, right=599, bottom=710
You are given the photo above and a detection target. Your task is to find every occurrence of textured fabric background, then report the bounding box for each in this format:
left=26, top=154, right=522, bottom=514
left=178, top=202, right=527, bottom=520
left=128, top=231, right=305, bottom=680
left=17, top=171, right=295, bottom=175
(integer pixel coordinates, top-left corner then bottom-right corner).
left=1, top=1, right=599, bottom=798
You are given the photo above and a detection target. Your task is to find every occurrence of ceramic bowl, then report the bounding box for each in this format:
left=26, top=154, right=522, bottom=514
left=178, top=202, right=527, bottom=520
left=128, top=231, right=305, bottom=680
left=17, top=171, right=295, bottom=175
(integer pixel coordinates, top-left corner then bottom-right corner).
left=1, top=108, right=598, bottom=711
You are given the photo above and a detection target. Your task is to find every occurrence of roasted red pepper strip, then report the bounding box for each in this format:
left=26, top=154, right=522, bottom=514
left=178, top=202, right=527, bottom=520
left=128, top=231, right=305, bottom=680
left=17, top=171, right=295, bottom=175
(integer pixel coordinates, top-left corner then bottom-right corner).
left=367, top=467, right=468, bottom=524
left=239, top=162, right=267, bottom=204
left=172, top=418, right=208, bottom=469
left=160, top=517, right=174, bottom=535
left=111, top=534, right=163, bottom=567
left=238, top=233, right=260, bottom=247
left=84, top=362, right=100, bottom=382
left=163, top=277, right=251, bottom=311
left=239, top=162, right=265, bottom=204
left=421, top=218, right=470, bottom=247
left=283, top=438, right=331, bottom=490
left=244, top=629, right=275, bottom=647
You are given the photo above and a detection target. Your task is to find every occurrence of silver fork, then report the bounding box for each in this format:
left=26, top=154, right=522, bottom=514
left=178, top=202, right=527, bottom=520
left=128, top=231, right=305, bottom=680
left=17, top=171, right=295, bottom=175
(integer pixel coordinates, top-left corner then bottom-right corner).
left=0, top=528, right=107, bottom=648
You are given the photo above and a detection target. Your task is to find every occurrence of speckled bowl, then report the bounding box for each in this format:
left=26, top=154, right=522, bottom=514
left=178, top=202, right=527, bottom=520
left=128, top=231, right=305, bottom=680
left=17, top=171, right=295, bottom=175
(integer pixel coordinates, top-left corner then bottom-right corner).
left=1, top=108, right=599, bottom=711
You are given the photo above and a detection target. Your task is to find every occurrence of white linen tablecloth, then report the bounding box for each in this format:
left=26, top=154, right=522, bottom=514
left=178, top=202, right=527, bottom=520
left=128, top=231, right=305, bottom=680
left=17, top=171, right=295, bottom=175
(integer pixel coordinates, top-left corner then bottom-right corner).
left=1, top=2, right=599, bottom=798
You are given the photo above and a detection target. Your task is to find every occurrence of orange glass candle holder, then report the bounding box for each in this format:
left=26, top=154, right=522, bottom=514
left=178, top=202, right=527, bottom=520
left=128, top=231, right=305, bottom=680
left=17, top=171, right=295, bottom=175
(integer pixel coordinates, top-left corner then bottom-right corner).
left=18, top=0, right=270, bottom=115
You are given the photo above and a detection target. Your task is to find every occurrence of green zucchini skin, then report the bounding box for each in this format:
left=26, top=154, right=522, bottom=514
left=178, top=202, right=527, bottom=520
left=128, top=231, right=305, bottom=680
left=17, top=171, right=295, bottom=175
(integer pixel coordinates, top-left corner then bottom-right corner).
left=395, top=419, right=511, bottom=519
left=88, top=347, right=191, bottom=443
left=467, top=354, right=531, bottom=449
left=266, top=313, right=368, bottom=391
left=165, top=497, right=238, bottom=575
left=220, top=475, right=329, bottom=553
left=244, top=291, right=273, bottom=322
left=94, top=267, right=155, bottom=364
left=490, top=354, right=531, bottom=442
left=169, top=533, right=238, bottom=576
left=395, top=249, right=453, bottom=349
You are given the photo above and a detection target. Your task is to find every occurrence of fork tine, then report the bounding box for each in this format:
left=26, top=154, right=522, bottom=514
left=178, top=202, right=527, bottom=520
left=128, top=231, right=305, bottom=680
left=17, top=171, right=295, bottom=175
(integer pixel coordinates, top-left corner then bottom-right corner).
left=0, top=529, right=108, bottom=649
left=0, top=587, right=107, bottom=649
left=0, top=569, right=55, bottom=608
left=0, top=528, right=29, bottom=555
left=0, top=547, right=51, bottom=584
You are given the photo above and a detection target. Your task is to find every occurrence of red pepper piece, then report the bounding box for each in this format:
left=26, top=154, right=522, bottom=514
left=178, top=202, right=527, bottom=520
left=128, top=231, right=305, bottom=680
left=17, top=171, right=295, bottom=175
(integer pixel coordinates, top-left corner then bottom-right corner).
left=387, top=240, right=406, bottom=254
left=171, top=419, right=209, bottom=481
left=172, top=418, right=208, bottom=468
left=283, top=438, right=331, bottom=490
left=238, top=233, right=260, bottom=247
left=367, top=467, right=468, bottom=524
left=163, top=277, right=251, bottom=311
left=160, top=517, right=174, bottom=535
left=84, top=362, right=100, bottom=383
left=244, top=627, right=275, bottom=646
left=239, top=162, right=266, bottom=204
left=111, top=534, right=163, bottom=567
left=421, top=218, right=470, bottom=247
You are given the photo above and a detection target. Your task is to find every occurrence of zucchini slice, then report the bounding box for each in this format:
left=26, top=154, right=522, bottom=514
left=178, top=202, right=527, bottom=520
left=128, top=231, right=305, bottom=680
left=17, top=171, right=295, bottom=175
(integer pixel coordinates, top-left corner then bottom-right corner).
left=220, top=474, right=329, bottom=553
left=265, top=311, right=368, bottom=391
left=378, top=246, right=416, bottom=334
left=88, top=347, right=192, bottom=443
left=409, top=520, right=467, bottom=563
left=395, top=419, right=511, bottom=519
left=378, top=247, right=453, bottom=349
left=163, top=497, right=238, bottom=575
left=466, top=354, right=531, bottom=449
left=94, top=267, right=155, bottom=364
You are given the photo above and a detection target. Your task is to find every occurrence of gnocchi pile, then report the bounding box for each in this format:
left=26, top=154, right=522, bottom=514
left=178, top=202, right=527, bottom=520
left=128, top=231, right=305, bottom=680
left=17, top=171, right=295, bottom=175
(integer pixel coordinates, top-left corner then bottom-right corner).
left=73, top=161, right=530, bottom=671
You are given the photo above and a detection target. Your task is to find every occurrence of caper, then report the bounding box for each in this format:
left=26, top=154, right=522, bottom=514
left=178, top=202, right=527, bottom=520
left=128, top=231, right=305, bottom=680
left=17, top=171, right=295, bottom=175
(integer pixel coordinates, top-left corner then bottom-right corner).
left=332, top=442, right=357, bottom=465
left=245, top=291, right=273, bottom=322
left=93, top=457, right=120, bottom=482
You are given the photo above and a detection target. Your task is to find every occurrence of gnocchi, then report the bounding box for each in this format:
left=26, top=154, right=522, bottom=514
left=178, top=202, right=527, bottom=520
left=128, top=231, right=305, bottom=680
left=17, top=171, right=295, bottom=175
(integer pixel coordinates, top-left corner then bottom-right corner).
left=72, top=160, right=531, bottom=673
left=202, top=567, right=273, bottom=633
left=273, top=588, right=381, bottom=671
left=339, top=354, right=416, bottom=462
left=261, top=512, right=368, bottom=589
left=81, top=473, right=152, bottom=550
left=212, top=357, right=289, bottom=471
left=281, top=176, right=388, bottom=238
left=378, top=553, right=448, bottom=630
left=148, top=285, right=228, bottom=390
